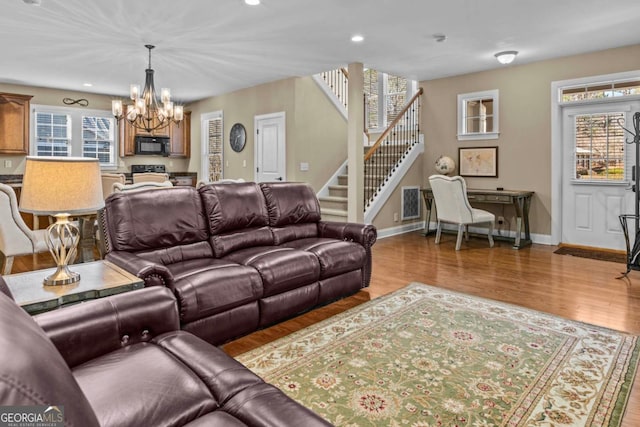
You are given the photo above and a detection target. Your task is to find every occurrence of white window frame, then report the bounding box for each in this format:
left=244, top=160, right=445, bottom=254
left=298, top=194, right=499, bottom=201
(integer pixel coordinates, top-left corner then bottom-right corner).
left=200, top=110, right=224, bottom=182
left=31, top=105, right=118, bottom=169
left=457, top=89, right=500, bottom=141
left=366, top=71, right=417, bottom=133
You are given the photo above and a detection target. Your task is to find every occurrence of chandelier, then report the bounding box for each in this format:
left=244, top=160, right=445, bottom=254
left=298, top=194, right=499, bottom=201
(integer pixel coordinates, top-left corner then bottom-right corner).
left=111, top=45, right=183, bottom=133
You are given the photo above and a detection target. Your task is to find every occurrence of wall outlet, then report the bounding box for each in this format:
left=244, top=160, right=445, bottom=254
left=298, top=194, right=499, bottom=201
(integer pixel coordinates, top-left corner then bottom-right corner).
left=393, top=212, right=399, bottom=222
left=498, top=216, right=505, bottom=225
left=4, top=160, right=11, bottom=168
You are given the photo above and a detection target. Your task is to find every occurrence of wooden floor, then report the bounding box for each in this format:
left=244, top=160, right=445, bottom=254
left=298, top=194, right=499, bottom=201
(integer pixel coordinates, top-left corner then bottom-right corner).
left=11, top=232, right=640, bottom=426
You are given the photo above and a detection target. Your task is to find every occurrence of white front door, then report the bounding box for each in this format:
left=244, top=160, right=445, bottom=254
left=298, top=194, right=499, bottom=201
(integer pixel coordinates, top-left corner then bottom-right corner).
left=255, top=112, right=286, bottom=182
left=561, top=102, right=639, bottom=250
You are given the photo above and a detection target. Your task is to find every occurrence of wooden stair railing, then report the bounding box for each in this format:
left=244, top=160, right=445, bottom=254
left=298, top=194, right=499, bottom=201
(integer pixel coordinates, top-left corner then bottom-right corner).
left=363, top=87, right=423, bottom=209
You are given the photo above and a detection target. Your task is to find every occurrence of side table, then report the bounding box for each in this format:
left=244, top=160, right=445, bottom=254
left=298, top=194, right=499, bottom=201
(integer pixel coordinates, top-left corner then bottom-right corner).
left=4, top=260, right=144, bottom=315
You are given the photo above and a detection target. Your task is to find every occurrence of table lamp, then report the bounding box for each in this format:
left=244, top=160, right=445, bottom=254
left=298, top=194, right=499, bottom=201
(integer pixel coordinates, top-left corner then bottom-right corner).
left=19, top=157, right=104, bottom=285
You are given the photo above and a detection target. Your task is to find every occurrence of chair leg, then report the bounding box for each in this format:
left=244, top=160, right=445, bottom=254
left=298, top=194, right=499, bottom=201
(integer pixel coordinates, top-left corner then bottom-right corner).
left=435, top=221, right=442, bottom=244
left=455, top=224, right=464, bottom=250
left=487, top=221, right=495, bottom=248
left=0, top=253, right=14, bottom=275
left=464, top=225, right=469, bottom=241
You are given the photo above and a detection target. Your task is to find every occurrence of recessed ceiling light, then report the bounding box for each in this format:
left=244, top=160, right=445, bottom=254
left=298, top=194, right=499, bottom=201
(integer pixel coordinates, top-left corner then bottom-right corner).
left=22, top=0, right=41, bottom=5
left=351, top=34, right=364, bottom=43
left=83, top=83, right=93, bottom=87
left=433, top=34, right=447, bottom=43
left=244, top=0, right=260, bottom=5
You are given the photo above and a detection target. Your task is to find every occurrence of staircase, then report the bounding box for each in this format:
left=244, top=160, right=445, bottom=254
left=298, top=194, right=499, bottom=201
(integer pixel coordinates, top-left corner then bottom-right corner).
left=315, top=69, right=423, bottom=222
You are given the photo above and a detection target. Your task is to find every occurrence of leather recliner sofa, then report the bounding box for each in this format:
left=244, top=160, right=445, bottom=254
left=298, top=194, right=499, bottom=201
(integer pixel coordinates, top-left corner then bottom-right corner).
left=99, top=182, right=377, bottom=345
left=0, top=276, right=332, bottom=427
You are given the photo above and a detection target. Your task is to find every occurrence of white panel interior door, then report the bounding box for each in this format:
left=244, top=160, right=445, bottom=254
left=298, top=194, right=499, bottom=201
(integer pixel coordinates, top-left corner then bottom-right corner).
left=561, top=102, right=638, bottom=250
left=255, top=112, right=285, bottom=183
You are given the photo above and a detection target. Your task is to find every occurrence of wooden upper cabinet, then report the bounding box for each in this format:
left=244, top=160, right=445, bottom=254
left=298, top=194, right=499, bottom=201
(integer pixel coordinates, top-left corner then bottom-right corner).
left=0, top=93, right=32, bottom=155
left=169, top=111, right=191, bottom=158
left=118, top=112, right=190, bottom=158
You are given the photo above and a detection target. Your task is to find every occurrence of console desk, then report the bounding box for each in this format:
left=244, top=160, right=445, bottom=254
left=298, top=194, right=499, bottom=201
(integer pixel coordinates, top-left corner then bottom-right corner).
left=421, top=188, right=534, bottom=249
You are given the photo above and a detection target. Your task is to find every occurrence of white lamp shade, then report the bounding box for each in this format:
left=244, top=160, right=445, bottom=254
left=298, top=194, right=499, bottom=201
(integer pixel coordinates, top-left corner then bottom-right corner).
left=20, top=157, right=105, bottom=215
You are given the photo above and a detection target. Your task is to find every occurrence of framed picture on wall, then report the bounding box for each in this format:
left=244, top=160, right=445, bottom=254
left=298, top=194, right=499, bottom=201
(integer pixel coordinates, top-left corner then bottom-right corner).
left=458, top=147, right=498, bottom=177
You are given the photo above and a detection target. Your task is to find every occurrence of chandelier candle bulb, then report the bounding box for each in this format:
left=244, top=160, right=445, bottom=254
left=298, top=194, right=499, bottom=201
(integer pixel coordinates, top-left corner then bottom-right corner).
left=174, top=105, right=184, bottom=121
left=161, top=88, right=170, bottom=104
left=130, top=84, right=140, bottom=100
left=111, top=100, right=123, bottom=116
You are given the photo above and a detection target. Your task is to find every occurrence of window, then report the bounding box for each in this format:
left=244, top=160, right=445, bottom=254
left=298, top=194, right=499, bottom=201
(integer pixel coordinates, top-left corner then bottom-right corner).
left=32, top=106, right=117, bottom=169
left=457, top=89, right=499, bottom=140
left=573, top=112, right=625, bottom=181
left=200, top=111, right=223, bottom=182
left=561, top=79, right=640, bottom=103
left=364, top=70, right=416, bottom=131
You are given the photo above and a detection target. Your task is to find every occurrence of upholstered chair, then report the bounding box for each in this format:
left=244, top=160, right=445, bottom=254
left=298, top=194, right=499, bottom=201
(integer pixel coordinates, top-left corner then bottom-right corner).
left=113, top=181, right=173, bottom=193
left=196, top=178, right=246, bottom=188
left=0, top=183, right=51, bottom=274
left=132, top=172, right=170, bottom=183
left=428, top=174, right=495, bottom=250
left=100, top=173, right=126, bottom=200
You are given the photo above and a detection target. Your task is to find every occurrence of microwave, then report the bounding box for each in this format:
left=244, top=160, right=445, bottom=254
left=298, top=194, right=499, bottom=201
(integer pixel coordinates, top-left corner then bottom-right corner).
left=134, top=135, right=169, bottom=156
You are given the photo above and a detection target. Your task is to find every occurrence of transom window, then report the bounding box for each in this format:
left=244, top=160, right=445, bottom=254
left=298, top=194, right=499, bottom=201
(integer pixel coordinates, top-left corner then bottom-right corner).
left=32, top=105, right=117, bottom=169
left=457, top=89, right=499, bottom=140
left=573, top=112, right=625, bottom=181
left=561, top=79, right=640, bottom=103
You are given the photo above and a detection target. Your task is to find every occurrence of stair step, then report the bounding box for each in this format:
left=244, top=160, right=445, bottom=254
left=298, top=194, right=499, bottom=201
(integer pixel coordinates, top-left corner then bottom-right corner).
left=328, top=185, right=348, bottom=197
left=321, top=208, right=348, bottom=221
left=319, top=196, right=348, bottom=210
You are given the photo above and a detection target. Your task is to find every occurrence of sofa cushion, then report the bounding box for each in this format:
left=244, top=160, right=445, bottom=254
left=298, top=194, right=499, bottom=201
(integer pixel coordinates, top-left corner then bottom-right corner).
left=271, top=222, right=318, bottom=245
left=135, top=241, right=214, bottom=265
left=280, top=237, right=367, bottom=279
left=199, top=183, right=273, bottom=256
left=222, top=246, right=320, bottom=297
left=104, top=186, right=209, bottom=253
left=74, top=343, right=218, bottom=427
left=166, top=259, right=263, bottom=322
left=260, top=182, right=321, bottom=227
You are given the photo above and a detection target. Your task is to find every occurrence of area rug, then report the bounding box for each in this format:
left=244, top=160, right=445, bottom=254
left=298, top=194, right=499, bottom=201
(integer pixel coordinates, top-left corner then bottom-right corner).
left=553, top=246, right=626, bottom=264
left=236, top=283, right=640, bottom=426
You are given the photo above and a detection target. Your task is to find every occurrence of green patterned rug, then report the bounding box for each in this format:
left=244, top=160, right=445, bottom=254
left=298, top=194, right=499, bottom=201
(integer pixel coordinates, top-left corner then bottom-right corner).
left=236, top=283, right=640, bottom=426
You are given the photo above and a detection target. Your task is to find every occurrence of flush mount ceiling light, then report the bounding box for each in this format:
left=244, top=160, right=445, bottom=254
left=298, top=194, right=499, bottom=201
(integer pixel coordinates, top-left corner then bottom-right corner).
left=351, top=34, right=364, bottom=43
left=494, top=50, right=518, bottom=64
left=112, top=45, right=183, bottom=134
left=244, top=0, right=260, bottom=5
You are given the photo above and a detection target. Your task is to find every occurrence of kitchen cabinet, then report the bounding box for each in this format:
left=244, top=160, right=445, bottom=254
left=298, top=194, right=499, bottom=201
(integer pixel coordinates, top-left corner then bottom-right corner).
left=169, top=111, right=191, bottom=158
left=118, top=112, right=190, bottom=158
left=0, top=93, right=32, bottom=155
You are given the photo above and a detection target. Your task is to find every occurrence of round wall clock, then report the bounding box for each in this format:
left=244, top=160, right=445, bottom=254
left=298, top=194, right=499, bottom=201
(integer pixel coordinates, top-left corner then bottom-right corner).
left=229, top=123, right=246, bottom=152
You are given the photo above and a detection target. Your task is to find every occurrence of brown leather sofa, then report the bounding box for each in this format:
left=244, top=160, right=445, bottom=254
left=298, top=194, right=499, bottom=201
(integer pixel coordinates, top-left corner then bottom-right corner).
left=100, top=182, right=377, bottom=345
left=0, top=276, right=332, bottom=427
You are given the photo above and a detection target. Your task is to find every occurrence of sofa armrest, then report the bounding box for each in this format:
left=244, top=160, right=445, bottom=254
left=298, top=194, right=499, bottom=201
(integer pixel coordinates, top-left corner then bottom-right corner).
left=35, top=287, right=179, bottom=368
left=318, top=221, right=377, bottom=248
left=106, top=250, right=174, bottom=288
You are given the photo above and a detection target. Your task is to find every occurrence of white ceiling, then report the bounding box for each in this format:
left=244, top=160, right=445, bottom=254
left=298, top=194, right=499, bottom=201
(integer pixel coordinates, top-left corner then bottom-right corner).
left=1, top=0, right=639, bottom=103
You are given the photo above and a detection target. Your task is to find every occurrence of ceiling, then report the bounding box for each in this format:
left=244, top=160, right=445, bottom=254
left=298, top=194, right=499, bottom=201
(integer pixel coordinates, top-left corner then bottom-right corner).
left=1, top=0, right=639, bottom=103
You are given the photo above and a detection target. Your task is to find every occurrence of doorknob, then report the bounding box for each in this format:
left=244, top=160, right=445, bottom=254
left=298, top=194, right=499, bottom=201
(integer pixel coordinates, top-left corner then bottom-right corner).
left=275, top=177, right=283, bottom=181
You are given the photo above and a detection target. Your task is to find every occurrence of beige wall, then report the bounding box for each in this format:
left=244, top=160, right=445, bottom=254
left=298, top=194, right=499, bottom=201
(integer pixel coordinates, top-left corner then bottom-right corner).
left=421, top=44, right=640, bottom=237
left=188, top=76, right=347, bottom=190
left=0, top=83, right=189, bottom=175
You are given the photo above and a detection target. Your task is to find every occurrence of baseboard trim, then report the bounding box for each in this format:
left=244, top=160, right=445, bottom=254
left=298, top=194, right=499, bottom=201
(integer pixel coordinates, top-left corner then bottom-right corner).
left=378, top=220, right=553, bottom=245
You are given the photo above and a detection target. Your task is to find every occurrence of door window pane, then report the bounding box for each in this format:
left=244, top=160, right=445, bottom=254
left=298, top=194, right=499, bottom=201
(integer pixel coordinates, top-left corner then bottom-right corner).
left=574, top=112, right=625, bottom=181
